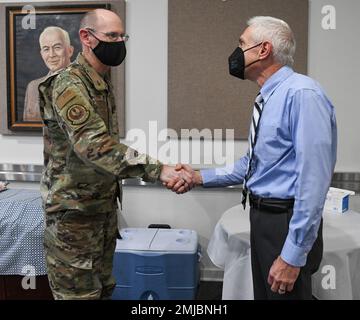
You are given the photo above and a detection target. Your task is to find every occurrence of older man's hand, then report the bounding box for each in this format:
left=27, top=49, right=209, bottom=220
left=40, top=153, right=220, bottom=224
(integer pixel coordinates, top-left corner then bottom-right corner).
left=267, top=256, right=300, bottom=295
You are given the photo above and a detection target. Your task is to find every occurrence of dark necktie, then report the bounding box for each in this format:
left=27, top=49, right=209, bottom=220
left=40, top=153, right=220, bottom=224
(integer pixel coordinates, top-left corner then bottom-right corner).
left=241, top=93, right=264, bottom=209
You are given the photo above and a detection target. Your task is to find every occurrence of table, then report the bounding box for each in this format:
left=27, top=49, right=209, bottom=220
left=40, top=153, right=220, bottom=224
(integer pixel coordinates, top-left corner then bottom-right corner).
left=207, top=205, right=253, bottom=299
left=207, top=204, right=360, bottom=300
left=0, top=189, right=53, bottom=299
left=0, top=189, right=46, bottom=275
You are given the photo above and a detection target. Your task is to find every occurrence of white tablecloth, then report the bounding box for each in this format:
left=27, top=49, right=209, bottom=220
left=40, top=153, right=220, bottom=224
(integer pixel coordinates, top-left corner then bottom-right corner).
left=207, top=204, right=360, bottom=300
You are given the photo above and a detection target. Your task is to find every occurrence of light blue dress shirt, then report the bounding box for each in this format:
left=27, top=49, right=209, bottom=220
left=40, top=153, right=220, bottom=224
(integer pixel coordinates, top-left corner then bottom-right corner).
left=201, top=66, right=337, bottom=267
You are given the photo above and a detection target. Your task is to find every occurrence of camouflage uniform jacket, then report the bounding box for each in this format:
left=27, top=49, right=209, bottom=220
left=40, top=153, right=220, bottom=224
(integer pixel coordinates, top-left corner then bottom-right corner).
left=38, top=53, right=162, bottom=214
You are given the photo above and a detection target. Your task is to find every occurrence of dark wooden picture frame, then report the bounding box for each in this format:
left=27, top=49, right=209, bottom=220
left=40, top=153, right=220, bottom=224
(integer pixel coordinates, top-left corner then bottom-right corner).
left=6, top=4, right=109, bottom=132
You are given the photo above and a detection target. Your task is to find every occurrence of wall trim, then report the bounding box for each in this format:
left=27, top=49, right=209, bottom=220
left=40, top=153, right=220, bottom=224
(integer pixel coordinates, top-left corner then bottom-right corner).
left=1, top=163, right=359, bottom=193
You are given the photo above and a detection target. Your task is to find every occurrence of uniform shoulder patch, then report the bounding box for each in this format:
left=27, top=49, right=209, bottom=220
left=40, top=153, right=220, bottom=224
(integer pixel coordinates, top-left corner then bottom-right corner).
left=66, top=104, right=90, bottom=126
left=56, top=88, right=77, bottom=110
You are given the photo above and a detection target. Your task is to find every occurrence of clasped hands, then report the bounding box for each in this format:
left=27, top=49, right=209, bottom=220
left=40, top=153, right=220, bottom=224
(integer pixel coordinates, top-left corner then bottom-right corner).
left=159, top=164, right=202, bottom=194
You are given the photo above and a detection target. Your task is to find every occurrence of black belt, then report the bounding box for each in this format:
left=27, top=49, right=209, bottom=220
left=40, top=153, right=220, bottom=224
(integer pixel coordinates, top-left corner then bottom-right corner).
left=249, top=194, right=294, bottom=214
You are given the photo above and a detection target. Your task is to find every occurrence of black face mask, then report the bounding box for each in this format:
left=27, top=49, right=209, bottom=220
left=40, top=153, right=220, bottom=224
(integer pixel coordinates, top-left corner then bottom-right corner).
left=90, top=32, right=127, bottom=67
left=228, top=42, right=263, bottom=79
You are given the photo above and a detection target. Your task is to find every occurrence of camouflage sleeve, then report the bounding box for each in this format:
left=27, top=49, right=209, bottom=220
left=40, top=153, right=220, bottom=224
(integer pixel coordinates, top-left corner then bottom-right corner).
left=51, top=72, right=163, bottom=182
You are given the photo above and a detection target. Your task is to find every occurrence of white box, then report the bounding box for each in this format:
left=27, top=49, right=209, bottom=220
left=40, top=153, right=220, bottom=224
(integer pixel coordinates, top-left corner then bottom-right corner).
left=324, top=187, right=355, bottom=214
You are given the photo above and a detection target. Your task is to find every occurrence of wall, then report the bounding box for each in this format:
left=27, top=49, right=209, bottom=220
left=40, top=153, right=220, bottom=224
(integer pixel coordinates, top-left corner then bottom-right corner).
left=1, top=0, right=359, bottom=279
left=308, top=0, right=360, bottom=171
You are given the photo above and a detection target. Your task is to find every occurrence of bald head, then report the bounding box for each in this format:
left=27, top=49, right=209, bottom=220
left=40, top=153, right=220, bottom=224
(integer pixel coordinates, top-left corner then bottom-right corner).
left=79, top=9, right=126, bottom=72
left=80, top=9, right=123, bottom=31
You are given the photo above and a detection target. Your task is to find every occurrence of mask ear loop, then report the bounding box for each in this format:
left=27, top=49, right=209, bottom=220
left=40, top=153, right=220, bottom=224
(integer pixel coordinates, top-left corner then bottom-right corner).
left=244, top=42, right=263, bottom=69
left=86, top=29, right=103, bottom=54
left=86, top=28, right=101, bottom=42
left=243, top=42, right=263, bottom=53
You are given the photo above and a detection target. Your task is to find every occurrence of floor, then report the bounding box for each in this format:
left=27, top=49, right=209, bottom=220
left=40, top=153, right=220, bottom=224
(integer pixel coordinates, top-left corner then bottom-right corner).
left=196, top=281, right=223, bottom=300
left=195, top=281, right=319, bottom=300
left=0, top=276, right=223, bottom=300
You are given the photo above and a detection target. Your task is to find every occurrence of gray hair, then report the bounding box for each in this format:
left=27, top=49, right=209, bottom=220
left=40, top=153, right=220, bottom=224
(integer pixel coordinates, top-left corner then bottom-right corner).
left=39, top=26, right=71, bottom=47
left=247, top=16, right=296, bottom=67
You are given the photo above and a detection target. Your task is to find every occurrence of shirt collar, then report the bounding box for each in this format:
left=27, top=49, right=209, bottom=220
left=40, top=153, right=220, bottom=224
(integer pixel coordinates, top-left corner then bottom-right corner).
left=76, top=53, right=109, bottom=91
left=260, top=66, right=294, bottom=104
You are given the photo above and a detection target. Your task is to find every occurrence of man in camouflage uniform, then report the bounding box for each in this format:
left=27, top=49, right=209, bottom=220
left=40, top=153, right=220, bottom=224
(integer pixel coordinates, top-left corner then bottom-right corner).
left=38, top=9, right=191, bottom=300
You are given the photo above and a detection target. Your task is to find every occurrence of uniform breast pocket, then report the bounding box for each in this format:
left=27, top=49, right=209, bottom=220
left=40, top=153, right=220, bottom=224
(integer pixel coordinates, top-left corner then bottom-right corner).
left=257, top=125, right=282, bottom=163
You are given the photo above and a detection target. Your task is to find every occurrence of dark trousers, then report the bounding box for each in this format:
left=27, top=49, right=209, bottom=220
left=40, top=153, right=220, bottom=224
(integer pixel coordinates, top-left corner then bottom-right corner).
left=250, top=206, right=323, bottom=300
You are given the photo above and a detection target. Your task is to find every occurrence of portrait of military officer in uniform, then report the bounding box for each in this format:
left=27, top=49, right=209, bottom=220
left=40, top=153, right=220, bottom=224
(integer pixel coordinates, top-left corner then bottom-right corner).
left=23, top=26, right=74, bottom=122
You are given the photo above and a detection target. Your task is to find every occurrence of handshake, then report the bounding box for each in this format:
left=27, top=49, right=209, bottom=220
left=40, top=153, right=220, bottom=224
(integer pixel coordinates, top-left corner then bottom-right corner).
left=159, top=164, right=203, bottom=194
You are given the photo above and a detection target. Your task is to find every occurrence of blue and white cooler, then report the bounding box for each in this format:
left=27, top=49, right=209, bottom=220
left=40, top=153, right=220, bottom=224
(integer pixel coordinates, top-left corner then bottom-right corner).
left=111, top=228, right=201, bottom=300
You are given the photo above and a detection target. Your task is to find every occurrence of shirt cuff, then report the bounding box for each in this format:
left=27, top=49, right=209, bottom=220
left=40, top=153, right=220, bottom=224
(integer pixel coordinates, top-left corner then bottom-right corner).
left=200, top=168, right=218, bottom=187
left=281, top=236, right=310, bottom=267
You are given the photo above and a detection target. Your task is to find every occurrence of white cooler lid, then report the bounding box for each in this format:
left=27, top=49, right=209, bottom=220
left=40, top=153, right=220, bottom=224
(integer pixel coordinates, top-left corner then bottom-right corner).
left=116, top=228, right=198, bottom=253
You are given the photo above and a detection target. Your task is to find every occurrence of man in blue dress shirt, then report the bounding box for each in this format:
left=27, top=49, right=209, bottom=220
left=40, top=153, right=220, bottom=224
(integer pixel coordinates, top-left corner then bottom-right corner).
left=169, top=16, right=337, bottom=299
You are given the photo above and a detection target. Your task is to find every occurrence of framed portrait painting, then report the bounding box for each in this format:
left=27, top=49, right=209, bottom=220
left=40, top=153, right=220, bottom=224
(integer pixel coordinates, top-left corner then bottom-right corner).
left=6, top=4, right=110, bottom=131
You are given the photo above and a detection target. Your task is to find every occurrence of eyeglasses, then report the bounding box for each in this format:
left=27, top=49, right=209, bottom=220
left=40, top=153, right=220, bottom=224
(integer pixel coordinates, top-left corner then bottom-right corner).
left=86, top=28, right=130, bottom=42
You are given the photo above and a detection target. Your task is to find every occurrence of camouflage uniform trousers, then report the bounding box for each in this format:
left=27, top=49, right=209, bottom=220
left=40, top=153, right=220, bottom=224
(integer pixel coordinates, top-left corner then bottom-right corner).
left=44, top=207, right=118, bottom=300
